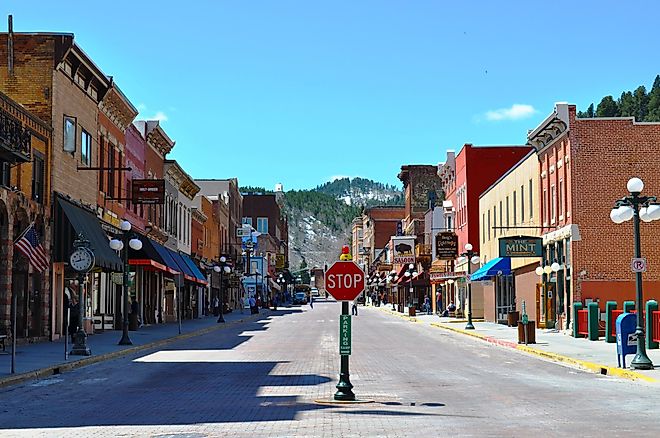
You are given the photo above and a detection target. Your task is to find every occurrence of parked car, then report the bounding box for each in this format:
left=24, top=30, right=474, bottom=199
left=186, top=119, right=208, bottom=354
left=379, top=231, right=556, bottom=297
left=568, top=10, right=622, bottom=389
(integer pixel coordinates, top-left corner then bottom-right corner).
left=293, top=292, right=308, bottom=305
left=311, top=287, right=320, bottom=297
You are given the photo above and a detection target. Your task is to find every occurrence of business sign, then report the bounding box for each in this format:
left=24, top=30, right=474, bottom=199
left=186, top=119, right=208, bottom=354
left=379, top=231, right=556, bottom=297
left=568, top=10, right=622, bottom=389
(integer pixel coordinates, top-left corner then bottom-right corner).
left=339, top=315, right=351, bottom=355
left=391, top=236, right=415, bottom=265
left=436, top=232, right=458, bottom=260
left=498, top=237, right=543, bottom=258
left=276, top=254, right=285, bottom=269
left=131, top=179, right=165, bottom=205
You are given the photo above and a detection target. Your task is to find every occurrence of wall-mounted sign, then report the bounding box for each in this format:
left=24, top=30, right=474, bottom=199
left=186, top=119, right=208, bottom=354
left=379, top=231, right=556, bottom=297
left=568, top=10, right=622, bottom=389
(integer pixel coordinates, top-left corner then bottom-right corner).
left=276, top=254, right=285, bottom=269
left=498, top=236, right=543, bottom=258
left=436, top=232, right=458, bottom=260
left=391, top=236, right=415, bottom=265
left=132, top=179, right=165, bottom=205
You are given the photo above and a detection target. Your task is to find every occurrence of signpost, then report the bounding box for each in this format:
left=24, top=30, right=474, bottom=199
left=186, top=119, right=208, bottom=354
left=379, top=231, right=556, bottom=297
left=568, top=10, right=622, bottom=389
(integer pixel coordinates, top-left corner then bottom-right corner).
left=324, top=260, right=365, bottom=401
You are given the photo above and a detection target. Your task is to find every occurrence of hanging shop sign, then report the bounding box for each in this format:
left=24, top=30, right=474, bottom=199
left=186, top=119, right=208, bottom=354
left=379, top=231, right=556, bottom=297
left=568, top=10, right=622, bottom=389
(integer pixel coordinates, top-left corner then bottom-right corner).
left=391, top=236, right=415, bottom=265
left=499, top=236, right=543, bottom=258
left=132, top=179, right=165, bottom=205
left=436, top=232, right=458, bottom=260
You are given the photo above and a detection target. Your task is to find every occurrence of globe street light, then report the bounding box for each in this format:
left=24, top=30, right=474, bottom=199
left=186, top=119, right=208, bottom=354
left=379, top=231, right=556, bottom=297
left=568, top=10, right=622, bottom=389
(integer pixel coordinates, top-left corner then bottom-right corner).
left=462, top=243, right=479, bottom=330
left=214, top=256, right=231, bottom=323
left=610, top=177, right=658, bottom=370
left=110, top=220, right=140, bottom=346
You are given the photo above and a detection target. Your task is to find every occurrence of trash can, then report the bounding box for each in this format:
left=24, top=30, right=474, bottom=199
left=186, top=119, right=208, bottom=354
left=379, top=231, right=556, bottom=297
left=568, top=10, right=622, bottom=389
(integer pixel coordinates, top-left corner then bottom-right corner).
left=517, top=321, right=536, bottom=344
left=507, top=311, right=520, bottom=327
left=408, top=306, right=416, bottom=317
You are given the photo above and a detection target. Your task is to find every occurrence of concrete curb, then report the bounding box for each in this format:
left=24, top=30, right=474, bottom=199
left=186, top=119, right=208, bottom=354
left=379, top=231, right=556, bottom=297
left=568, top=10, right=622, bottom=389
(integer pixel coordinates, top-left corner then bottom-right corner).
left=429, top=322, right=658, bottom=383
left=0, top=312, right=268, bottom=389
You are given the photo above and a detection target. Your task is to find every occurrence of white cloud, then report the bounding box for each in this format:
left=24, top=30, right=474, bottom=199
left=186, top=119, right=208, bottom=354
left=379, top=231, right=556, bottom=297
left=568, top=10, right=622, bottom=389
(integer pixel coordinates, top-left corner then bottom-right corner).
left=150, top=111, right=168, bottom=122
left=136, top=103, right=147, bottom=112
left=484, top=104, right=537, bottom=121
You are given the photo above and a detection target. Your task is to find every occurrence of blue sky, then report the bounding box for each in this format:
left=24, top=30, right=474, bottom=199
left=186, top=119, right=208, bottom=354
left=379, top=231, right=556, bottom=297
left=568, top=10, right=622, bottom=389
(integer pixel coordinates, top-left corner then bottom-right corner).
left=4, top=1, right=660, bottom=190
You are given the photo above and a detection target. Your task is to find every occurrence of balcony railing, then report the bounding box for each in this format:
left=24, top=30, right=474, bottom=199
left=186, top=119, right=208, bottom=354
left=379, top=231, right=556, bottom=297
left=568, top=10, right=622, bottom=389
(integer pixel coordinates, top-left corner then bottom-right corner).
left=0, top=110, right=31, bottom=163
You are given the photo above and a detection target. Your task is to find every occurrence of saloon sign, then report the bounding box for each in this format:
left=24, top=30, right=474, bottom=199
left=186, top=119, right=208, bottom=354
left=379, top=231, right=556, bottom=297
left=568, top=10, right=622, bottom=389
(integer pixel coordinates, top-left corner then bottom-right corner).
left=391, top=236, right=415, bottom=265
left=499, top=236, right=543, bottom=258
left=435, top=232, right=458, bottom=260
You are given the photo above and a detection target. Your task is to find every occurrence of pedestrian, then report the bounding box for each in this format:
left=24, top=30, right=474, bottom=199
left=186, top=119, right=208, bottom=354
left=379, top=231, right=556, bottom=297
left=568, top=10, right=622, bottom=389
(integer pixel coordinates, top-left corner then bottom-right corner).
left=249, top=295, right=257, bottom=314
left=309, top=294, right=314, bottom=309
left=213, top=296, right=220, bottom=316
left=68, top=295, right=79, bottom=343
left=436, top=291, right=443, bottom=316
left=351, top=299, right=358, bottom=316
left=424, top=295, right=431, bottom=315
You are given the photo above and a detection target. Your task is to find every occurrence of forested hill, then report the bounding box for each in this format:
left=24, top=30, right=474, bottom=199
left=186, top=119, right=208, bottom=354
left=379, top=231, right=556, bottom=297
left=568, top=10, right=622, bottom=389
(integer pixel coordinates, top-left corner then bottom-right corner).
left=577, top=75, right=660, bottom=121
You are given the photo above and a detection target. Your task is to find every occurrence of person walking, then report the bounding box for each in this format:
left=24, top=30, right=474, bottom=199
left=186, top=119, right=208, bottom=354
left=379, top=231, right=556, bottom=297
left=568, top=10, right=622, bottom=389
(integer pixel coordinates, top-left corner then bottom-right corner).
left=424, top=295, right=431, bottom=315
left=351, top=299, right=358, bottom=316
left=249, top=295, right=257, bottom=314
left=309, top=294, right=314, bottom=309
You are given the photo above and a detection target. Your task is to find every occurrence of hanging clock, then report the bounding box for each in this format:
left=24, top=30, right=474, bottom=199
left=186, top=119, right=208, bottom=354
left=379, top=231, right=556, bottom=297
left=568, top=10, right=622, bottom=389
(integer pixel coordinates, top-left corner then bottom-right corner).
left=69, top=246, right=95, bottom=273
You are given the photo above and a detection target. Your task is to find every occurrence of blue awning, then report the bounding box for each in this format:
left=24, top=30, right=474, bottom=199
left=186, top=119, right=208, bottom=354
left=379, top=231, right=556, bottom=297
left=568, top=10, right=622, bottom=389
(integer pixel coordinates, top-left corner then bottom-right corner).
left=150, top=241, right=181, bottom=275
left=168, top=250, right=196, bottom=283
left=180, top=253, right=208, bottom=285
left=470, top=257, right=511, bottom=281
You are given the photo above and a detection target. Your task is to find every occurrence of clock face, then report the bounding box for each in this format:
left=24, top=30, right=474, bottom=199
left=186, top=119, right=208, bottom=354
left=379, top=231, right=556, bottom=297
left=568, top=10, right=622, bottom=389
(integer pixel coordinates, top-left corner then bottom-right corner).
left=70, top=248, right=94, bottom=272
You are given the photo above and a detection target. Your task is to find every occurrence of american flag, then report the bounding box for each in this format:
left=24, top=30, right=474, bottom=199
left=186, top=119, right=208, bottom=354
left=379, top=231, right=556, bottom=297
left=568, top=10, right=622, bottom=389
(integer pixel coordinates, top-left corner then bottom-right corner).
left=14, top=223, right=49, bottom=272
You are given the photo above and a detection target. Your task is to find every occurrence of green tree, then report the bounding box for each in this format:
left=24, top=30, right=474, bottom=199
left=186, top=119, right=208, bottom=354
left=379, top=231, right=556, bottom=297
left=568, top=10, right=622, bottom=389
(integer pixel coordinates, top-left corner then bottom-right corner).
left=577, top=103, right=594, bottom=118
left=596, top=95, right=619, bottom=117
left=633, top=85, right=649, bottom=121
left=618, top=91, right=635, bottom=117
left=299, top=259, right=311, bottom=285
left=646, top=75, right=660, bottom=121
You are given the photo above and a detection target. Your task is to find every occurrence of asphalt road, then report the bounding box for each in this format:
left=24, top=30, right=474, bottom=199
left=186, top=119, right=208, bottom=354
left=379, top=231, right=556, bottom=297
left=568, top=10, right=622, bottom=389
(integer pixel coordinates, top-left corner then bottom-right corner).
left=1, top=299, right=659, bottom=437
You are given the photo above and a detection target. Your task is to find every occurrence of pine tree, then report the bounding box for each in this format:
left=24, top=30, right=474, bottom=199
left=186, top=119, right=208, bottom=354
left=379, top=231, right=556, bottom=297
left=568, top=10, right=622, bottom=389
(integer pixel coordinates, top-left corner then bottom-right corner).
left=645, top=75, right=660, bottom=121
left=633, top=86, right=649, bottom=121
left=618, top=91, right=635, bottom=117
left=596, top=96, right=619, bottom=117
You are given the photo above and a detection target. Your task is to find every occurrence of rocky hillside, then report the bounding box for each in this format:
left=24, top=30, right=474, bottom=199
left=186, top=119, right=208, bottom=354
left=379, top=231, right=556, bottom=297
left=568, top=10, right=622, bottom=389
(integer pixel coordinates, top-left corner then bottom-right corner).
left=285, top=178, right=403, bottom=272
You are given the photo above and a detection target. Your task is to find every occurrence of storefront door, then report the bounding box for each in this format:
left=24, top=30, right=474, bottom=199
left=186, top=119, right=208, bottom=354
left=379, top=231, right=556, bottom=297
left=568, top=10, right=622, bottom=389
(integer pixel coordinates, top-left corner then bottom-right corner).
left=495, top=275, right=515, bottom=323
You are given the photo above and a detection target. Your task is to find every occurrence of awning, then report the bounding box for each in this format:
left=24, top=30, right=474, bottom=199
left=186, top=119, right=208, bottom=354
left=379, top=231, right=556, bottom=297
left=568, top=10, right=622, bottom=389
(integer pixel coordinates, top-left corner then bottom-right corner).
left=128, top=236, right=169, bottom=273
left=470, top=257, right=511, bottom=282
left=168, top=250, right=197, bottom=283
left=150, top=240, right=181, bottom=275
left=54, top=196, right=123, bottom=272
left=179, top=253, right=208, bottom=285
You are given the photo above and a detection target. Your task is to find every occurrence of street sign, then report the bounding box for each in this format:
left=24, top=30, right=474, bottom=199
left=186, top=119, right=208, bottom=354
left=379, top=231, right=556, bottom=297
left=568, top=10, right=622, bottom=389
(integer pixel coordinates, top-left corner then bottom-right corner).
left=339, top=315, right=351, bottom=355
left=324, top=261, right=365, bottom=301
left=631, top=257, right=647, bottom=273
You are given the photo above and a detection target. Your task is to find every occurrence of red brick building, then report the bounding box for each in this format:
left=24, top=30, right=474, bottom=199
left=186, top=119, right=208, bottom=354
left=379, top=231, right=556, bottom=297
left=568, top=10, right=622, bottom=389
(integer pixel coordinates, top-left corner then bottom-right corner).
left=528, top=103, right=660, bottom=331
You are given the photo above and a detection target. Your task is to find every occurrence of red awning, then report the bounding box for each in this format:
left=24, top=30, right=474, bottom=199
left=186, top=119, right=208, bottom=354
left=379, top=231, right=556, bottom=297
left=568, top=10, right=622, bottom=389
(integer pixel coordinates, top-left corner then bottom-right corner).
left=129, top=259, right=169, bottom=273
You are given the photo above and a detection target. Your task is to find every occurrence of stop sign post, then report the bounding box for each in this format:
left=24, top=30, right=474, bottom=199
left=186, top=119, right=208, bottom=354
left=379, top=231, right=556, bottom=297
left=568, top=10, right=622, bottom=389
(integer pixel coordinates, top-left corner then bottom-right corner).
left=325, top=261, right=365, bottom=401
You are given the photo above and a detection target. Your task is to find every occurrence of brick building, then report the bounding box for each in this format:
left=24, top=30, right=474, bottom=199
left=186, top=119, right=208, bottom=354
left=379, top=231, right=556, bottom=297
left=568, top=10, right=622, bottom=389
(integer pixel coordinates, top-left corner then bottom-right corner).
left=528, top=103, right=660, bottom=331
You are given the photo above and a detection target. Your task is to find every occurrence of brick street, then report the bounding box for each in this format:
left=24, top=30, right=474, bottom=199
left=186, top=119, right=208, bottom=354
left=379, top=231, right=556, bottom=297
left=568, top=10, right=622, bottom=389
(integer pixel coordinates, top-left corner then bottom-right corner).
left=1, top=300, right=659, bottom=437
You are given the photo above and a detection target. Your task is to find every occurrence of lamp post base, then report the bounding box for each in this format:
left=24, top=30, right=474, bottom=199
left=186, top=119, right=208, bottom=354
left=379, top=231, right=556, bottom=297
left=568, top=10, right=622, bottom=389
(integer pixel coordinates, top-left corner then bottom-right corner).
left=217, top=314, right=225, bottom=323
left=70, top=330, right=92, bottom=356
left=118, top=328, right=132, bottom=346
left=465, top=321, right=475, bottom=330
left=334, top=372, right=355, bottom=401
left=631, top=351, right=654, bottom=370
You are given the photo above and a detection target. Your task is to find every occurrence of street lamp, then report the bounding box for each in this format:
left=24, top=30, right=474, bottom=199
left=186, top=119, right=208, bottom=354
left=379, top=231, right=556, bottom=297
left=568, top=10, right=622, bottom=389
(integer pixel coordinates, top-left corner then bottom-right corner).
left=404, top=263, right=418, bottom=315
left=277, top=273, right=287, bottom=306
left=214, top=256, right=231, bottom=323
left=610, top=176, right=659, bottom=370
left=387, top=270, right=398, bottom=310
left=109, top=220, right=142, bottom=346
left=536, top=262, right=561, bottom=326
left=462, top=243, right=480, bottom=330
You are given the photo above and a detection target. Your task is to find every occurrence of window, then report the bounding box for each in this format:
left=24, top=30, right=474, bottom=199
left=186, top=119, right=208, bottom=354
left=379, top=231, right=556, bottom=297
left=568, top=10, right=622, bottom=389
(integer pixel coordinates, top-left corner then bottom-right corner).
left=32, top=152, right=45, bottom=203
left=257, top=217, right=268, bottom=234
left=506, top=196, right=510, bottom=230
left=118, top=151, right=123, bottom=201
left=0, top=160, right=10, bottom=187
left=63, top=116, right=76, bottom=153
left=520, top=185, right=525, bottom=223
left=493, top=206, right=497, bottom=237
left=487, top=210, right=491, bottom=241
left=559, top=179, right=565, bottom=217
left=99, top=136, right=105, bottom=192
left=543, top=188, right=548, bottom=225
left=107, top=148, right=115, bottom=198
left=482, top=213, right=485, bottom=243
left=242, top=217, right=252, bottom=226
left=551, top=185, right=556, bottom=223
left=513, top=191, right=517, bottom=226
left=499, top=201, right=503, bottom=236
left=529, top=179, right=533, bottom=219
left=81, top=129, right=91, bottom=166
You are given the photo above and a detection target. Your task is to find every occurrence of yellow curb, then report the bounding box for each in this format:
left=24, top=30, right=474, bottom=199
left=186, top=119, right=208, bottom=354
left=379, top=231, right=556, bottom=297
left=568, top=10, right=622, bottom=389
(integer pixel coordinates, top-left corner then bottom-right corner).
left=429, top=322, right=658, bottom=383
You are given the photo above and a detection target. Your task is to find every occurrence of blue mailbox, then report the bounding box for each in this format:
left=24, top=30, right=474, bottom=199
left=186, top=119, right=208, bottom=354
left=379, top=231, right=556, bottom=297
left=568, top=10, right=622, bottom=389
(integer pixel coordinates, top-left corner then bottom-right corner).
left=616, top=313, right=637, bottom=368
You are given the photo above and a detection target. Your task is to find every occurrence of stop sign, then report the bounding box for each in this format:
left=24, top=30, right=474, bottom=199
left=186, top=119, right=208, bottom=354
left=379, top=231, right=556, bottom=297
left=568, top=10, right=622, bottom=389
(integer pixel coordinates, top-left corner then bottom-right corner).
left=324, top=261, right=365, bottom=301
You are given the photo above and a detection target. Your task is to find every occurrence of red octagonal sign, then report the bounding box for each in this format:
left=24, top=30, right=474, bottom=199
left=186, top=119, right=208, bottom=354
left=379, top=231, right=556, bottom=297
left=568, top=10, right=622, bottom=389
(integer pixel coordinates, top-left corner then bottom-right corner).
left=325, top=261, right=365, bottom=301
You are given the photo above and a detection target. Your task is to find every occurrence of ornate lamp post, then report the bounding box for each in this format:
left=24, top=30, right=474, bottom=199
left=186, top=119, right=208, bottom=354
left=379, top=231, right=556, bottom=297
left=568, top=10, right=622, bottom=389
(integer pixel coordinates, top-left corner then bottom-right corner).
left=109, top=220, right=142, bottom=346
left=214, top=256, right=231, bottom=323
left=69, top=234, right=95, bottom=356
left=462, top=243, right=481, bottom=330
left=277, top=273, right=287, bottom=305
left=535, top=262, right=561, bottom=327
left=610, top=177, right=660, bottom=370
left=404, top=263, right=418, bottom=316
left=387, top=270, right=398, bottom=310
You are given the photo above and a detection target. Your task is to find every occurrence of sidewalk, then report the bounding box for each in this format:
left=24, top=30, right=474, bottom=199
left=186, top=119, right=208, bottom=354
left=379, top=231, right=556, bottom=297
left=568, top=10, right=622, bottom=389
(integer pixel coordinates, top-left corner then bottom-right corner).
left=371, top=305, right=660, bottom=383
left=0, top=308, right=268, bottom=388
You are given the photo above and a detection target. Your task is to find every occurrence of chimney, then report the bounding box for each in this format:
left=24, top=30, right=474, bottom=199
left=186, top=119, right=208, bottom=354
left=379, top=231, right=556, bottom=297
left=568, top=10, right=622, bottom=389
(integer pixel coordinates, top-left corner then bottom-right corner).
left=8, top=15, right=13, bottom=76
